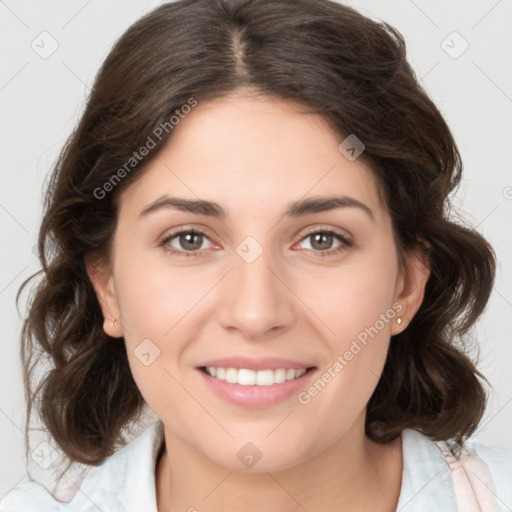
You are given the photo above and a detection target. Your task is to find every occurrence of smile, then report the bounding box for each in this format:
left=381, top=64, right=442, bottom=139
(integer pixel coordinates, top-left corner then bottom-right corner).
left=201, top=367, right=309, bottom=386
left=196, top=365, right=317, bottom=408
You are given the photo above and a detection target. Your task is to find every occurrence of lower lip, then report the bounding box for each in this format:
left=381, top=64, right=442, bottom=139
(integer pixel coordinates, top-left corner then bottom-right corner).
left=196, top=368, right=317, bottom=408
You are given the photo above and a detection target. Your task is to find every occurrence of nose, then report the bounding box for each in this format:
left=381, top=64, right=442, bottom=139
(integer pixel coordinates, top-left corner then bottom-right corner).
left=217, top=248, right=296, bottom=340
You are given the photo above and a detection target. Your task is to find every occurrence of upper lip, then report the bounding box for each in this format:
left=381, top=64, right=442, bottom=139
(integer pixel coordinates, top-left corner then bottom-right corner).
left=197, top=357, right=316, bottom=371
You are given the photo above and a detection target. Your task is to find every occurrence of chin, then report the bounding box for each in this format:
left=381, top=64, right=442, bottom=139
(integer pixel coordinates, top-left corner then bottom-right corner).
left=198, top=431, right=318, bottom=474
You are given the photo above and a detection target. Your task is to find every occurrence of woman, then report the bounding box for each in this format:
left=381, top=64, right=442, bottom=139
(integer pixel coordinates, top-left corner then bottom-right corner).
left=2, top=0, right=511, bottom=510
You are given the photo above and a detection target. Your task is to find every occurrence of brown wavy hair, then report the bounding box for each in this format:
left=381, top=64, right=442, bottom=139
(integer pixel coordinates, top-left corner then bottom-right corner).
left=17, top=0, right=496, bottom=470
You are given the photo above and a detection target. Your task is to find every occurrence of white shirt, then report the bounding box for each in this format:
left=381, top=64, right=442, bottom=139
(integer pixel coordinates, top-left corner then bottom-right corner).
left=1, top=420, right=511, bottom=511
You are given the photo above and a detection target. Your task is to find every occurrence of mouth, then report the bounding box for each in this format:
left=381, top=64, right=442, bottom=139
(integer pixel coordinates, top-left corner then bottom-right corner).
left=198, top=366, right=316, bottom=386
left=195, top=359, right=318, bottom=408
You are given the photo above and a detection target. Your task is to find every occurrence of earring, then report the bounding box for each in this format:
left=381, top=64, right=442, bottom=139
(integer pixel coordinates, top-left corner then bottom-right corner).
left=396, top=317, right=403, bottom=325
left=110, top=318, right=117, bottom=327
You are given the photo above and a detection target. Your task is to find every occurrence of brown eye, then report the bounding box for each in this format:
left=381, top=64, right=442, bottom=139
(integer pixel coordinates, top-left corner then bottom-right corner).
left=310, top=232, right=336, bottom=251
left=297, top=229, right=353, bottom=257
left=160, top=229, right=213, bottom=257
left=176, top=232, right=204, bottom=251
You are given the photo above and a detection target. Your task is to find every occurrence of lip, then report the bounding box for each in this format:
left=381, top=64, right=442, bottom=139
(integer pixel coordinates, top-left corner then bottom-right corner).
left=196, top=356, right=314, bottom=371
left=195, top=361, right=317, bottom=408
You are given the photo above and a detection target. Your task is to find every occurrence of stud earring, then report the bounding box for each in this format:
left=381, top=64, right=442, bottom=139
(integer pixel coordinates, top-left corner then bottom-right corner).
left=396, top=317, right=403, bottom=325
left=110, top=318, right=117, bottom=327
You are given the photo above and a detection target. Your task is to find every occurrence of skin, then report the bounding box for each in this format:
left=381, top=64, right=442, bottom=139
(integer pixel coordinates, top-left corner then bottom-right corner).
left=87, top=90, right=430, bottom=512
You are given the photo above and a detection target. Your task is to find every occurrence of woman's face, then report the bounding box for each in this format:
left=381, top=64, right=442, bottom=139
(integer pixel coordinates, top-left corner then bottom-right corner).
left=89, top=91, right=428, bottom=472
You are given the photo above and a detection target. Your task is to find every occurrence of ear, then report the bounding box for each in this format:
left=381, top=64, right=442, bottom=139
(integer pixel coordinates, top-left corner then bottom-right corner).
left=391, top=242, right=431, bottom=336
left=85, top=254, right=123, bottom=338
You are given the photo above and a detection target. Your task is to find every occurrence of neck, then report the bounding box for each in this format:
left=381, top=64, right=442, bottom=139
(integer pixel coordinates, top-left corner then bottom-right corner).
left=155, top=419, right=403, bottom=512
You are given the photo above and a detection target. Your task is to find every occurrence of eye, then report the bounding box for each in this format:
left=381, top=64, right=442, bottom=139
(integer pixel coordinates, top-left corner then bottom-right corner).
left=159, top=227, right=353, bottom=258
left=295, top=229, right=353, bottom=257
left=159, top=229, right=215, bottom=257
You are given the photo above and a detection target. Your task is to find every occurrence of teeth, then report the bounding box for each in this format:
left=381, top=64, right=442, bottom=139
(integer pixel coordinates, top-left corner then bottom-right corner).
left=204, top=367, right=307, bottom=386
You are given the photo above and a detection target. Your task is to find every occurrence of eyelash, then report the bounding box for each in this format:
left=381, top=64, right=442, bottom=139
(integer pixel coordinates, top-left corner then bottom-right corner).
left=159, top=227, right=353, bottom=259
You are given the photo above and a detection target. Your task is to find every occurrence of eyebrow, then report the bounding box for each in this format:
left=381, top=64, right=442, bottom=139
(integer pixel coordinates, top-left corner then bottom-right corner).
left=139, top=195, right=375, bottom=222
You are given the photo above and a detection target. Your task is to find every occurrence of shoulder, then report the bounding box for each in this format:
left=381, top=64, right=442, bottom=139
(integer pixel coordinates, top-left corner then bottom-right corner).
left=397, top=428, right=512, bottom=511
left=0, top=481, right=67, bottom=512
left=397, top=428, right=459, bottom=511
left=467, top=436, right=512, bottom=503
left=0, top=420, right=165, bottom=512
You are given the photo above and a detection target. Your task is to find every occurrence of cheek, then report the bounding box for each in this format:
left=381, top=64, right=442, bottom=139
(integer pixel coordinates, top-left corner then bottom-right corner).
left=299, top=239, right=399, bottom=345
left=296, top=242, right=399, bottom=409
left=113, top=242, right=210, bottom=341
left=110, top=248, right=202, bottom=407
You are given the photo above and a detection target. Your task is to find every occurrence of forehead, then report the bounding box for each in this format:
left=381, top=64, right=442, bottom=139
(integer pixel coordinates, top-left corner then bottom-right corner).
left=118, top=93, right=384, bottom=221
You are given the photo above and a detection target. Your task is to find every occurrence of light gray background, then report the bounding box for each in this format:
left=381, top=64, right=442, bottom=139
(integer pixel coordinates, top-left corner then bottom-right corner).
left=1, top=0, right=511, bottom=497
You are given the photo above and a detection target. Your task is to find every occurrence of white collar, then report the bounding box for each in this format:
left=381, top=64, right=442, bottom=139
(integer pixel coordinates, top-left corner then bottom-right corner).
left=54, top=422, right=458, bottom=510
